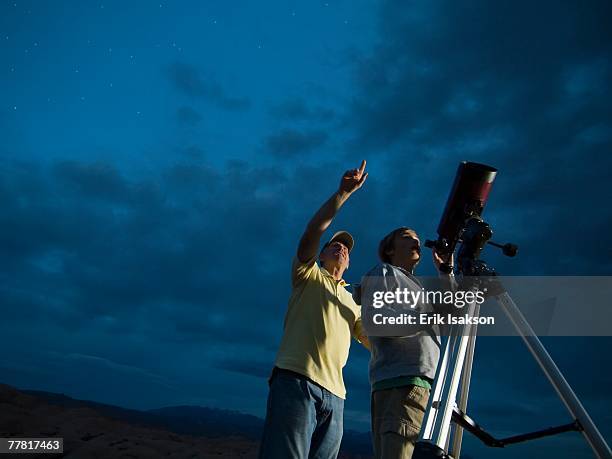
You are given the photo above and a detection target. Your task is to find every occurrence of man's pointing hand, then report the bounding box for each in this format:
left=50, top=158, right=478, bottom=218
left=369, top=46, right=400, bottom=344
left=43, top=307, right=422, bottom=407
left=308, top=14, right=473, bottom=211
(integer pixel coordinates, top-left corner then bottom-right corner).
left=339, top=160, right=368, bottom=195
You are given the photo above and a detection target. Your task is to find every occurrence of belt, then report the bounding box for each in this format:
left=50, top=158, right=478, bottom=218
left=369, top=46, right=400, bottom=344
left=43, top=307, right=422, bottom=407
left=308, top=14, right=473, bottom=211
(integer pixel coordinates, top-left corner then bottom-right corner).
left=271, top=366, right=307, bottom=380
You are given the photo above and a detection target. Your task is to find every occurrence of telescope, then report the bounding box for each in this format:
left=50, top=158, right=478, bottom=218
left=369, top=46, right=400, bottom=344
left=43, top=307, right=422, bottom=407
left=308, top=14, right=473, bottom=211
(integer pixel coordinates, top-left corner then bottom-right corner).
left=414, top=161, right=611, bottom=459
left=425, top=161, right=517, bottom=274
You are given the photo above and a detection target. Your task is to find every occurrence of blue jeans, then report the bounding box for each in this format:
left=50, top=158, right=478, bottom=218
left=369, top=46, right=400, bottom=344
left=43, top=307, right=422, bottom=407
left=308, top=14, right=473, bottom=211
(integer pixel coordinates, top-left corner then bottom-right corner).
left=258, top=369, right=344, bottom=459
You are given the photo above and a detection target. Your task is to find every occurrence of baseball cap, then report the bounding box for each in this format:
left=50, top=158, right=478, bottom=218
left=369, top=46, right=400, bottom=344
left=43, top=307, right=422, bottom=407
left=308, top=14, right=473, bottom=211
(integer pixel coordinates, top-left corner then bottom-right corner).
left=325, top=230, right=355, bottom=253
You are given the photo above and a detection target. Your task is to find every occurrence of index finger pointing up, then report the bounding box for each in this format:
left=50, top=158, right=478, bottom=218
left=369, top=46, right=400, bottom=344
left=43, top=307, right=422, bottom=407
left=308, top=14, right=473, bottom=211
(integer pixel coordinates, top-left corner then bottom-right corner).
left=358, top=159, right=366, bottom=174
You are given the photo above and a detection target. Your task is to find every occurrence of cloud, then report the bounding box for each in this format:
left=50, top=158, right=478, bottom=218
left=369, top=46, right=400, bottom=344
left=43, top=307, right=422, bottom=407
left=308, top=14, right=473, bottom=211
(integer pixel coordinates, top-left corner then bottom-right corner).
left=176, top=145, right=206, bottom=160
left=213, top=359, right=271, bottom=379
left=166, top=62, right=251, bottom=111
left=53, top=160, right=131, bottom=203
left=264, top=128, right=328, bottom=157
left=0, top=155, right=377, bottom=416
left=269, top=98, right=336, bottom=123
left=0, top=157, right=366, bottom=358
left=342, top=0, right=612, bottom=276
left=176, top=106, right=202, bottom=126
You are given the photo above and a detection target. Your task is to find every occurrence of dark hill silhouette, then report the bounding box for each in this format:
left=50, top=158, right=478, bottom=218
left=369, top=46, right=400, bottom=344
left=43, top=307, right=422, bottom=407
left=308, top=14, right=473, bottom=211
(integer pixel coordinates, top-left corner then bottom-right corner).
left=0, top=383, right=372, bottom=458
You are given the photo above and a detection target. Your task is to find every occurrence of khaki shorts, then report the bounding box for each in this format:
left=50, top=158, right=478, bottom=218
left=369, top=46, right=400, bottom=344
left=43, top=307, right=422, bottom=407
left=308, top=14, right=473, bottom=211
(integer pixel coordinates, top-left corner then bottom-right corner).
left=371, top=385, right=430, bottom=459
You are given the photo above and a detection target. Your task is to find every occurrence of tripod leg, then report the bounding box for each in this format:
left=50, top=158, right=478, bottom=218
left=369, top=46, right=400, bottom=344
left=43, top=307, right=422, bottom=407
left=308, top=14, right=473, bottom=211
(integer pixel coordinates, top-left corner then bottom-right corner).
left=419, top=300, right=480, bottom=450
left=496, top=292, right=612, bottom=459
left=420, top=332, right=454, bottom=441
left=449, top=303, right=480, bottom=459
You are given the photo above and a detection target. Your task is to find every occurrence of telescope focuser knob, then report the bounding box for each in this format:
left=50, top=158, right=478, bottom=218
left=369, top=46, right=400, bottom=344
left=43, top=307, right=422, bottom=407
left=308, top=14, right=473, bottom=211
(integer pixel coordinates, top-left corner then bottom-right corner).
left=502, top=243, right=518, bottom=257
left=487, top=240, right=518, bottom=257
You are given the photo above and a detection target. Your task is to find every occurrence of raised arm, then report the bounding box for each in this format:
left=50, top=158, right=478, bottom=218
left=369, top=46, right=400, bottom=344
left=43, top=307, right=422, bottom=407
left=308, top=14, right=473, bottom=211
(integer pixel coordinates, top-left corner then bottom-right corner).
left=297, top=160, right=368, bottom=262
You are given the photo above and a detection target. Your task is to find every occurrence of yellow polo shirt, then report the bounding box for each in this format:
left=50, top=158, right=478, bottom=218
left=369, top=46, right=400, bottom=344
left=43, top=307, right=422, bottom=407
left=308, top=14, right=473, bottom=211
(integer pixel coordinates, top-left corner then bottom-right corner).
left=274, top=256, right=364, bottom=399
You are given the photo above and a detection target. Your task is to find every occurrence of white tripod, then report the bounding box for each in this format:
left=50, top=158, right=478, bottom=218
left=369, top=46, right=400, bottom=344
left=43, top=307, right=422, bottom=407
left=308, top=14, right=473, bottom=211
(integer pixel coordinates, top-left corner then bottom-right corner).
left=414, top=281, right=612, bottom=459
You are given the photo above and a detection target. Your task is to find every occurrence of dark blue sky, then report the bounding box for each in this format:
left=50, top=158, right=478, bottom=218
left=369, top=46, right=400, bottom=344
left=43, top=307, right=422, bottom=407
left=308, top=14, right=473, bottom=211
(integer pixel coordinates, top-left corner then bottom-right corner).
left=1, top=1, right=611, bottom=457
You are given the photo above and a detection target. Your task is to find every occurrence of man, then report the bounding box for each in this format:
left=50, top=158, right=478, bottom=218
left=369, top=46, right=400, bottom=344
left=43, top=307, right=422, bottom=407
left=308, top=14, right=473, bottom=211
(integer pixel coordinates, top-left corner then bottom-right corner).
left=258, top=161, right=370, bottom=459
left=360, top=227, right=454, bottom=459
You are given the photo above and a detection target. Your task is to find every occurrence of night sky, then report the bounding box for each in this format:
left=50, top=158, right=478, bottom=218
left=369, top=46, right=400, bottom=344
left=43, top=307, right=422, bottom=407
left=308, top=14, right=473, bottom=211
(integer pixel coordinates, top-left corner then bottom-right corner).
left=1, top=1, right=611, bottom=457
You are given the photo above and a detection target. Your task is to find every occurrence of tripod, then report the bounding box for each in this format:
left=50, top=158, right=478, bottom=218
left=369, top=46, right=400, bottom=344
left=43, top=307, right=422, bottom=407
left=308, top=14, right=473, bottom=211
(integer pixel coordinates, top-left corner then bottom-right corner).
left=413, top=268, right=612, bottom=459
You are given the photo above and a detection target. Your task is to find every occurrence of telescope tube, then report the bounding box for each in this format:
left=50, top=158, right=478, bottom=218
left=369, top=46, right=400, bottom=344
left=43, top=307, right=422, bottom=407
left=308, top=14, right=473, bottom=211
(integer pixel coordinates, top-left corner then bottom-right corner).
left=433, top=161, right=497, bottom=257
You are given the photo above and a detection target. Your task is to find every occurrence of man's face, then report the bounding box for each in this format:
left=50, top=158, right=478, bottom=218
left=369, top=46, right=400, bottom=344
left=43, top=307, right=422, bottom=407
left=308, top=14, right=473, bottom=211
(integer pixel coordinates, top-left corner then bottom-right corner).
left=320, top=241, right=350, bottom=271
left=392, top=229, right=421, bottom=266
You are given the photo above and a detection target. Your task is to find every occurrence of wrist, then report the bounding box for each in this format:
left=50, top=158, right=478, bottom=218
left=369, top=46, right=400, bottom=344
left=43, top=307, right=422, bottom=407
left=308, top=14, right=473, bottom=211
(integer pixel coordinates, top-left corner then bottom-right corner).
left=336, top=189, right=351, bottom=201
